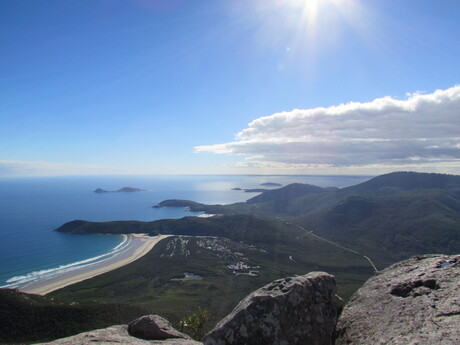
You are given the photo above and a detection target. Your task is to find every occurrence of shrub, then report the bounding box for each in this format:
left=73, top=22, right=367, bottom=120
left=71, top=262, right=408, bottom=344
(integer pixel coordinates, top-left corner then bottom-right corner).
left=179, top=307, right=210, bottom=340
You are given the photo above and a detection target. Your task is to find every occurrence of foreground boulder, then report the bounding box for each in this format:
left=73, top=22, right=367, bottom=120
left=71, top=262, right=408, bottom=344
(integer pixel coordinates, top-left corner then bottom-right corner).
left=128, top=315, right=191, bottom=340
left=37, top=323, right=201, bottom=345
left=335, top=254, right=460, bottom=345
left=203, top=272, right=337, bottom=345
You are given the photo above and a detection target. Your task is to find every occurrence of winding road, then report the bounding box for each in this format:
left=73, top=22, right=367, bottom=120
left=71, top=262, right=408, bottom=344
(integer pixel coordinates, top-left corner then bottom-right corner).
left=291, top=223, right=379, bottom=273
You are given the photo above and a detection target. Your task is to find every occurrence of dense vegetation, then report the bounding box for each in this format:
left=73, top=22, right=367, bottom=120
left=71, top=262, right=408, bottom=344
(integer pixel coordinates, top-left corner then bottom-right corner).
left=0, top=288, right=145, bottom=344
left=50, top=233, right=371, bottom=330
left=3, top=171, right=460, bottom=343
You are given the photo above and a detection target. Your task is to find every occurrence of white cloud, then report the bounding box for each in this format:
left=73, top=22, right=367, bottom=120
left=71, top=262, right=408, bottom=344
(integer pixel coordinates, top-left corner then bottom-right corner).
left=0, top=160, right=106, bottom=177
left=195, top=86, right=460, bottom=173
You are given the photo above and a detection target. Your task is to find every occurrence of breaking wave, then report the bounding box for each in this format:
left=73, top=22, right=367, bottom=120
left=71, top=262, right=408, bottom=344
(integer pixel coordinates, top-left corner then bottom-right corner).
left=1, top=235, right=130, bottom=289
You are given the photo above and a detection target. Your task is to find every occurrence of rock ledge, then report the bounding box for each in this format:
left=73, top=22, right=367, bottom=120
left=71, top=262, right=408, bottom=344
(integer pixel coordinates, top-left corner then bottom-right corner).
left=204, top=271, right=337, bottom=345
left=335, top=254, right=460, bottom=345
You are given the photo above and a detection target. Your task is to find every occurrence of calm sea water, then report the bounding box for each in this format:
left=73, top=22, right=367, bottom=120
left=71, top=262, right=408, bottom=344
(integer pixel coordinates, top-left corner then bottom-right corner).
left=0, top=174, right=371, bottom=289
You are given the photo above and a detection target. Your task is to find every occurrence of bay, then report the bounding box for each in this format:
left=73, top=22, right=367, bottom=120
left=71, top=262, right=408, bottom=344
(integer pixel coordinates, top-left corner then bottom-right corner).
left=0, top=174, right=371, bottom=288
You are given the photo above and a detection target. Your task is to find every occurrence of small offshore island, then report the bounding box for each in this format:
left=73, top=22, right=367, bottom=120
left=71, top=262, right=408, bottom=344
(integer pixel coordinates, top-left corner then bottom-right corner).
left=94, top=187, right=146, bottom=193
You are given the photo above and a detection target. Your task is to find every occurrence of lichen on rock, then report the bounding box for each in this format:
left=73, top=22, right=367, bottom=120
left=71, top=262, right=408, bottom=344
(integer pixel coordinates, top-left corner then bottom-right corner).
left=203, top=272, right=338, bottom=345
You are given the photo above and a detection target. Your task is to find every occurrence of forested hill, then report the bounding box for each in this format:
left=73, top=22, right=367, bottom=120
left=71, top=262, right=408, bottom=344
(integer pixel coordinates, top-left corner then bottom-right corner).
left=344, top=171, right=460, bottom=192
left=246, top=183, right=331, bottom=204
left=154, top=172, right=460, bottom=217
left=57, top=171, right=460, bottom=266
left=56, top=215, right=299, bottom=248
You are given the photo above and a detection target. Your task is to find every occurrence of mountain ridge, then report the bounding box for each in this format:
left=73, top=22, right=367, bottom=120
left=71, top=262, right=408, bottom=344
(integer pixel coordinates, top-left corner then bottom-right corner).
left=59, top=171, right=460, bottom=267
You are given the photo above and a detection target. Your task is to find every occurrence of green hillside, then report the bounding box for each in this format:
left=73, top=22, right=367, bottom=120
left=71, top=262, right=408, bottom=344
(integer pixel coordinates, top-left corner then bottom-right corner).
left=5, top=171, right=460, bottom=344
left=50, top=233, right=372, bottom=329
left=0, top=288, right=145, bottom=344
left=67, top=172, right=460, bottom=267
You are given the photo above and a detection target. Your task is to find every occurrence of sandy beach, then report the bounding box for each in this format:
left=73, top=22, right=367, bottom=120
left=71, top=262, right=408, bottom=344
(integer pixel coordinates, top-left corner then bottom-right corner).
left=21, top=234, right=171, bottom=295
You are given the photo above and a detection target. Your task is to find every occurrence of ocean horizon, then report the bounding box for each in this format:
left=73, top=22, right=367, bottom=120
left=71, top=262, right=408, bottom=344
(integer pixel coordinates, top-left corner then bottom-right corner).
left=0, top=174, right=372, bottom=290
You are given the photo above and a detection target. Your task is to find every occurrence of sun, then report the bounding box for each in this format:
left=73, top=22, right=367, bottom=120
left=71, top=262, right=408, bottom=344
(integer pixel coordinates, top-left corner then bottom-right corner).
left=243, top=0, right=365, bottom=64
left=285, top=0, right=323, bottom=26
left=270, top=0, right=362, bottom=47
left=280, top=0, right=347, bottom=28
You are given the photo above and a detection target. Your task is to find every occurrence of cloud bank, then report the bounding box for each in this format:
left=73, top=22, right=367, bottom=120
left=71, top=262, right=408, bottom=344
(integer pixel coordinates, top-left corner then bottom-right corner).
left=195, top=86, right=460, bottom=173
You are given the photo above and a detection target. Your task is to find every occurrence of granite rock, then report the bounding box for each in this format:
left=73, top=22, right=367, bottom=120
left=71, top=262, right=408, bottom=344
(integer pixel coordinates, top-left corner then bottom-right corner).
left=128, top=314, right=191, bottom=340
left=35, top=324, right=201, bottom=345
left=203, top=271, right=337, bottom=345
left=335, top=254, right=460, bottom=345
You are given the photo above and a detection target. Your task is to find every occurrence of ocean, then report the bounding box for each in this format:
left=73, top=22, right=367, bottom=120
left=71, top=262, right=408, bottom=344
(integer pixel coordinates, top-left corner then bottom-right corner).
left=0, top=174, right=371, bottom=290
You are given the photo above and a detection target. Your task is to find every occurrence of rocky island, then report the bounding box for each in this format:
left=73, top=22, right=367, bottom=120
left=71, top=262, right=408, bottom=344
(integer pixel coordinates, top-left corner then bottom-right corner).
left=94, top=187, right=145, bottom=193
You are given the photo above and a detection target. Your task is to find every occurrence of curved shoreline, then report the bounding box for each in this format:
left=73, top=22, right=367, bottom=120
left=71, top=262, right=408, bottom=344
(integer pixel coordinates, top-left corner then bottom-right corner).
left=21, top=234, right=171, bottom=295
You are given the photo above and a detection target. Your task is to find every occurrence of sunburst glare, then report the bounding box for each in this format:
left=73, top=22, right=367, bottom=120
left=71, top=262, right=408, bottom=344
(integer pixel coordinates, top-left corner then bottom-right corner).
left=241, top=0, right=369, bottom=76
left=277, top=0, right=361, bottom=41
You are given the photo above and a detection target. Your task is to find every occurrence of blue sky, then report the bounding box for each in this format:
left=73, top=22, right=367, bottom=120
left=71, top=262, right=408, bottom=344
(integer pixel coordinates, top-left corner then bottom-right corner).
left=1, top=0, right=459, bottom=176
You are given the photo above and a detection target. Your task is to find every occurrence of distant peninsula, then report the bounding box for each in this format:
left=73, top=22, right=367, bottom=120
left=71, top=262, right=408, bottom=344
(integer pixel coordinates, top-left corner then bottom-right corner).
left=231, top=187, right=269, bottom=193
left=231, top=182, right=282, bottom=192
left=243, top=188, right=269, bottom=193
left=94, top=187, right=145, bottom=193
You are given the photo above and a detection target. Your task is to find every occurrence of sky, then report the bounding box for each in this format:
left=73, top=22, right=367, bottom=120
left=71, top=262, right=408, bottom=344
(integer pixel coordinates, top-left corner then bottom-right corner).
left=1, top=0, right=459, bottom=177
